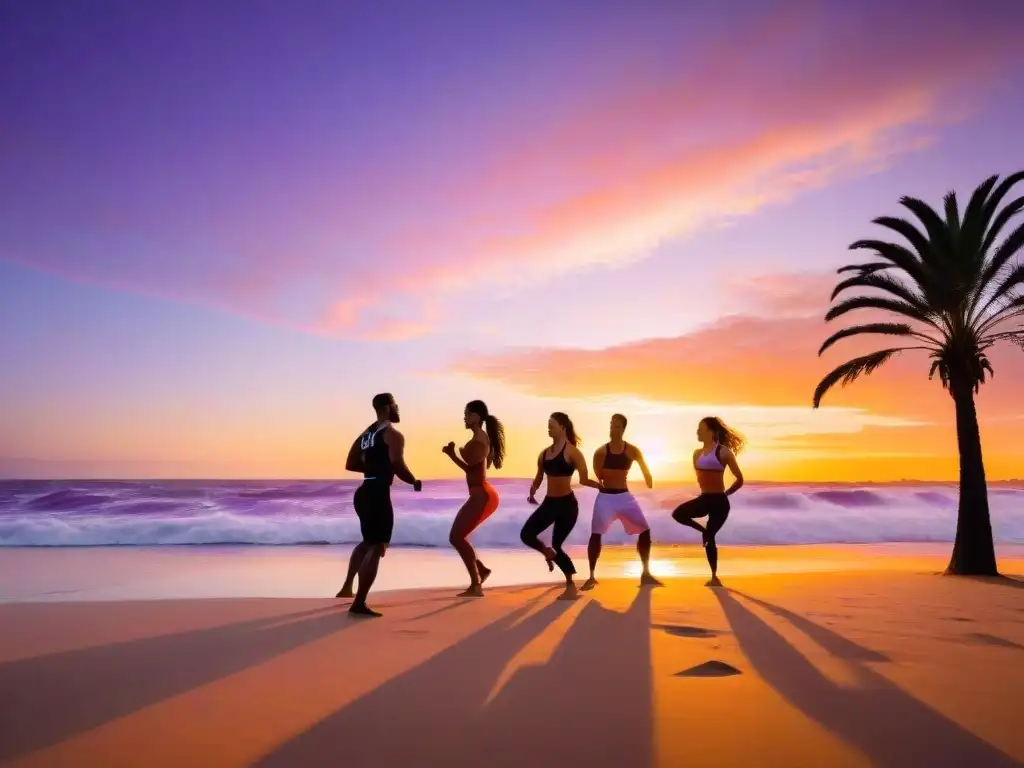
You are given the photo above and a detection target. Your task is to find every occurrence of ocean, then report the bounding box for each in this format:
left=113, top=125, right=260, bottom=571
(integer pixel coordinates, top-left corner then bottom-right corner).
left=2, top=478, right=1023, bottom=548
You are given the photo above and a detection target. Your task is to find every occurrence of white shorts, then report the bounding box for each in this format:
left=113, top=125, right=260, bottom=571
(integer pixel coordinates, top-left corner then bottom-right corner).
left=591, top=491, right=650, bottom=536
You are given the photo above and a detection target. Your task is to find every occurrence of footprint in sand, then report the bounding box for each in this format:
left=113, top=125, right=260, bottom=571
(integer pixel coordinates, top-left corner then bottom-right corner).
left=651, top=624, right=719, bottom=639
left=395, top=629, right=429, bottom=637
left=675, top=660, right=742, bottom=677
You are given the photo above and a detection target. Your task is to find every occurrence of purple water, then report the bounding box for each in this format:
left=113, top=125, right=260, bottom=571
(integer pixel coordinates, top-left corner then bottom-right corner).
left=1, top=479, right=1023, bottom=548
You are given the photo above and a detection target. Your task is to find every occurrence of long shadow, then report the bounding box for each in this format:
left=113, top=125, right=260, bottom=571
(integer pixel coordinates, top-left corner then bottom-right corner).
left=961, top=575, right=1024, bottom=590
left=714, top=589, right=1019, bottom=766
left=405, top=599, right=475, bottom=622
left=257, top=596, right=581, bottom=767
left=0, top=605, right=354, bottom=760
left=478, top=588, right=654, bottom=767
left=730, top=590, right=889, bottom=662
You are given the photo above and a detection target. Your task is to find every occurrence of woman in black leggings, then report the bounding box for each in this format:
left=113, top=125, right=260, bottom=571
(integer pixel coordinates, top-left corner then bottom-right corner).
left=521, top=412, right=602, bottom=600
left=671, top=416, right=745, bottom=587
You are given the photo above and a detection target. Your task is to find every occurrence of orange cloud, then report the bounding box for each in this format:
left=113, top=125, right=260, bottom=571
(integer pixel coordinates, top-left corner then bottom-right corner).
left=460, top=270, right=1024, bottom=423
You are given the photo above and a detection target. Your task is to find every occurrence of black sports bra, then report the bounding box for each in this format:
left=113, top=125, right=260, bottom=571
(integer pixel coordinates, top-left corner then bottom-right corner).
left=603, top=442, right=633, bottom=471
left=542, top=444, right=575, bottom=477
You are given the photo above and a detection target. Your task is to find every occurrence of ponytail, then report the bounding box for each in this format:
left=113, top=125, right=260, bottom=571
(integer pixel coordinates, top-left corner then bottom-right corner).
left=484, top=414, right=506, bottom=470
left=466, top=399, right=505, bottom=468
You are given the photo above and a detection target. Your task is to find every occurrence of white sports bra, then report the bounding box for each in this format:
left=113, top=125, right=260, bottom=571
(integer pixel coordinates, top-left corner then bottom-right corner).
left=694, top=443, right=726, bottom=472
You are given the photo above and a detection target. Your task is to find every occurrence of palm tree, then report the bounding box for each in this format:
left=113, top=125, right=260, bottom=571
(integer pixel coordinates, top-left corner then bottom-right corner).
left=812, top=171, right=1024, bottom=576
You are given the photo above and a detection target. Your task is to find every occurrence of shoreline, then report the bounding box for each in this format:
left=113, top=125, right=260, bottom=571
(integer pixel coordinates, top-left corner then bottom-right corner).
left=3, top=542, right=1023, bottom=604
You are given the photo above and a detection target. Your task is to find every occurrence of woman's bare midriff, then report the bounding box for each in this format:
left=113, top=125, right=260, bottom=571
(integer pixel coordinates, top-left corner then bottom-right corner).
left=601, top=468, right=630, bottom=491
left=546, top=475, right=574, bottom=497
left=695, top=468, right=726, bottom=494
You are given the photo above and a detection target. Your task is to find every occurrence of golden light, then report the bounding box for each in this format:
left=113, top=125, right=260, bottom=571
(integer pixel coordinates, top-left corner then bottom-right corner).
left=628, top=434, right=675, bottom=476
left=623, top=559, right=679, bottom=578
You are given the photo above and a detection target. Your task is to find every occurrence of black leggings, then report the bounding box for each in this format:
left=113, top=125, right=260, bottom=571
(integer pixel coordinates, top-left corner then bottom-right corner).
left=672, top=493, right=730, bottom=576
left=520, top=493, right=579, bottom=577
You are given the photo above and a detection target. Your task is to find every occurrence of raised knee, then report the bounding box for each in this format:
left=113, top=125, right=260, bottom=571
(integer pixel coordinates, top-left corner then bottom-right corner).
left=449, top=531, right=464, bottom=548
left=519, top=528, right=532, bottom=546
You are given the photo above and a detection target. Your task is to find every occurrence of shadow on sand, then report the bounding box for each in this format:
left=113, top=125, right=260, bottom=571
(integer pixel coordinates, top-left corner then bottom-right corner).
left=258, top=589, right=654, bottom=768
left=714, top=589, right=1019, bottom=766
left=0, top=605, right=350, bottom=761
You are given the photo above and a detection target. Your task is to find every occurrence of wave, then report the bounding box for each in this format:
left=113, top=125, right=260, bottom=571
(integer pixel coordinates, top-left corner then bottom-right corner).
left=1, top=480, right=1023, bottom=547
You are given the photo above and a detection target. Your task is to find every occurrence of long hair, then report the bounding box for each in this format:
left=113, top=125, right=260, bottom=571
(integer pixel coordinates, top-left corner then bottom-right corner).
left=701, top=416, right=745, bottom=454
left=550, top=412, right=580, bottom=447
left=467, top=400, right=506, bottom=470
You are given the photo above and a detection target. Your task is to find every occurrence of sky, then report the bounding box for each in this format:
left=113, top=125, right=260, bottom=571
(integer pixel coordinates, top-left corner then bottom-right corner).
left=2, top=0, right=1024, bottom=482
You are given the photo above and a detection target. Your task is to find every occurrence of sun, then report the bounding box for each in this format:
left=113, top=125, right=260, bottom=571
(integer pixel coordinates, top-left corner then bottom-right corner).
left=628, top=434, right=674, bottom=476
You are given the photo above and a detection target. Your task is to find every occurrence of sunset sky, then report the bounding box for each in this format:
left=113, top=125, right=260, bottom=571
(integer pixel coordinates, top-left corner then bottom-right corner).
left=2, top=0, right=1023, bottom=482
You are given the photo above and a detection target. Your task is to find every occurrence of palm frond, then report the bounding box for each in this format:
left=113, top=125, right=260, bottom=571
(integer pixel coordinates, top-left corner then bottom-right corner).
left=818, top=322, right=931, bottom=356
left=990, top=262, right=1024, bottom=304
left=899, top=197, right=954, bottom=259
left=825, top=295, right=941, bottom=329
left=975, top=221, right=1024, bottom=304
left=812, top=348, right=903, bottom=408
left=979, top=294, right=1024, bottom=336
left=944, top=190, right=961, bottom=239
left=848, top=238, right=929, bottom=287
left=869, top=217, right=935, bottom=267
left=836, top=261, right=893, bottom=275
left=981, top=171, right=1024, bottom=223
left=829, top=272, right=928, bottom=310
left=979, top=196, right=1024, bottom=257
left=963, top=174, right=1000, bottom=229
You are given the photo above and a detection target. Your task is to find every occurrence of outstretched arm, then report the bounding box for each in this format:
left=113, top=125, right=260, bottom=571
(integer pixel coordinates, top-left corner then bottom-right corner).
left=387, top=429, right=420, bottom=487
left=345, top=437, right=363, bottom=473
left=528, top=451, right=545, bottom=501
left=723, top=448, right=744, bottom=496
left=571, top=447, right=602, bottom=490
left=633, top=447, right=654, bottom=489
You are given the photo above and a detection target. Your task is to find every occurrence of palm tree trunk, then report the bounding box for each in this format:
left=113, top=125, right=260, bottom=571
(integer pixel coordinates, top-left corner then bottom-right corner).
left=945, top=379, right=998, bottom=576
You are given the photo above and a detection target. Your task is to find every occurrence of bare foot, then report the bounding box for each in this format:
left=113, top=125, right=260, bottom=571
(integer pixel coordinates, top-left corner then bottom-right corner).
left=457, top=585, right=484, bottom=597
left=348, top=603, right=382, bottom=617
left=336, top=586, right=354, bottom=598
left=558, top=584, right=581, bottom=601
left=580, top=577, right=598, bottom=591
left=705, top=576, right=723, bottom=588
left=639, top=573, right=664, bottom=587
left=478, top=565, right=492, bottom=585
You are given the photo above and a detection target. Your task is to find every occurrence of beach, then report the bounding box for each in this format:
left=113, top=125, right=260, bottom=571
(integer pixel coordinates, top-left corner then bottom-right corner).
left=2, top=545, right=1024, bottom=767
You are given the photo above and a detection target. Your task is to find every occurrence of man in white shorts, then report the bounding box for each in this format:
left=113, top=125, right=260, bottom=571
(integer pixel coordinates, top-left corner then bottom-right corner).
left=582, top=413, right=662, bottom=590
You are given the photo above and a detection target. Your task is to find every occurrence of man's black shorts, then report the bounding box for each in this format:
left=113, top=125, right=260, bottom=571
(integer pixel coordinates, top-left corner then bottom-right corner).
left=353, top=481, right=394, bottom=545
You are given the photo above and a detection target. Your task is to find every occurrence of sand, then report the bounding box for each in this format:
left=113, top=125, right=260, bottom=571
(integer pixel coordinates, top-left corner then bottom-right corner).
left=1, top=549, right=1023, bottom=767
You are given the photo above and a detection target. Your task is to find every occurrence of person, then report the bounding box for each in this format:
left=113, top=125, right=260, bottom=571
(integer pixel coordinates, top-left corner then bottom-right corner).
left=520, top=412, right=602, bottom=600
left=670, top=416, right=745, bottom=587
left=582, top=413, right=662, bottom=591
left=337, top=393, right=422, bottom=617
left=442, top=400, right=506, bottom=597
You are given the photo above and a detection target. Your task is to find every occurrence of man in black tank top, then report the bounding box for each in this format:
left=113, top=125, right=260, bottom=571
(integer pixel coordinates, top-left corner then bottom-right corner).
left=336, top=393, right=422, bottom=617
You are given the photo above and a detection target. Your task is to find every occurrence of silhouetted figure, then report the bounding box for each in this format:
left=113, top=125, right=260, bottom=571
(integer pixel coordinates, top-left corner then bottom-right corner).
left=337, top=393, right=422, bottom=616
left=521, top=412, right=602, bottom=600
left=443, top=400, right=506, bottom=596
left=583, top=413, right=662, bottom=590
left=671, top=416, right=745, bottom=587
